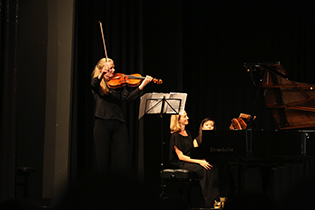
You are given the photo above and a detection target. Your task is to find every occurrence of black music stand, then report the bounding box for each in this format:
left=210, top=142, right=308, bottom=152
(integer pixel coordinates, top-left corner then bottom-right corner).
left=139, top=92, right=187, bottom=199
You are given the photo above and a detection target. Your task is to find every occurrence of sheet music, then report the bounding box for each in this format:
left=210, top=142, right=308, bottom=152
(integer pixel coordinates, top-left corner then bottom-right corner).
left=138, top=92, right=187, bottom=119
left=167, top=92, right=187, bottom=115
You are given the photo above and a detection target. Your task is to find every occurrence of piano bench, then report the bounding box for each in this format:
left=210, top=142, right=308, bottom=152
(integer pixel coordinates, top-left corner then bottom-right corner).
left=161, top=168, right=198, bottom=181
left=161, top=169, right=201, bottom=206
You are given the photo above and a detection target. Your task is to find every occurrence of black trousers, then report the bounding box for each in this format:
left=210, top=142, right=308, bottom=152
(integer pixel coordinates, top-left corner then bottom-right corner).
left=179, top=162, right=220, bottom=208
left=93, top=118, right=131, bottom=176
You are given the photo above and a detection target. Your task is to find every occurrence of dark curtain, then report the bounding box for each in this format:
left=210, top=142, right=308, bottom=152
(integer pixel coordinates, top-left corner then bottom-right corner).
left=182, top=0, right=315, bottom=133
left=72, top=0, right=315, bottom=204
left=0, top=0, right=19, bottom=202
left=0, top=0, right=312, bottom=205
left=181, top=0, right=315, bottom=204
left=71, top=0, right=145, bottom=177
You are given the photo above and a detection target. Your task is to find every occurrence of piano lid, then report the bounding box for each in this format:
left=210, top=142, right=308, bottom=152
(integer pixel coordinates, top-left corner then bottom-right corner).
left=245, top=61, right=315, bottom=130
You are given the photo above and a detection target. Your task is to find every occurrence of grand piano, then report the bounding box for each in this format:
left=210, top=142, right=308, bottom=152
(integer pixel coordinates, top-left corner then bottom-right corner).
left=191, top=61, right=315, bottom=163
left=190, top=62, right=315, bottom=195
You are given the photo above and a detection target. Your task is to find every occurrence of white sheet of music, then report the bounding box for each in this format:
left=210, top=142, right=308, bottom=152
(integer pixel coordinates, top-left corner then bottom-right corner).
left=138, top=92, right=187, bottom=119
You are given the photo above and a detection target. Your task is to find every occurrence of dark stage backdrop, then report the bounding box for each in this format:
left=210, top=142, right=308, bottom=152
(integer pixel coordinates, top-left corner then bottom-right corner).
left=72, top=0, right=315, bottom=204
left=0, top=0, right=314, bottom=205
left=182, top=0, right=315, bottom=133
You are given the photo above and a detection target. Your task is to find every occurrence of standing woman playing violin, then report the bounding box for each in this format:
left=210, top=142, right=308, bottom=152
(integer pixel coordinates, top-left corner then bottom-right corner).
left=91, top=57, right=153, bottom=176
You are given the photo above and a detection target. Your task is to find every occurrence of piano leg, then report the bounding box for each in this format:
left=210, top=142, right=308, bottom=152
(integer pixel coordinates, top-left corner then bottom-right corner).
left=237, top=164, right=245, bottom=196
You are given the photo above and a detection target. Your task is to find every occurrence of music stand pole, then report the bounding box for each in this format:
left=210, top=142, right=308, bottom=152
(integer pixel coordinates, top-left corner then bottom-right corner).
left=160, top=96, right=167, bottom=199
left=159, top=96, right=184, bottom=199
left=138, top=93, right=186, bottom=198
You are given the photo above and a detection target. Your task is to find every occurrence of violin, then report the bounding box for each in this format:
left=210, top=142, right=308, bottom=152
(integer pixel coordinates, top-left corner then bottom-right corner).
left=108, top=73, right=163, bottom=89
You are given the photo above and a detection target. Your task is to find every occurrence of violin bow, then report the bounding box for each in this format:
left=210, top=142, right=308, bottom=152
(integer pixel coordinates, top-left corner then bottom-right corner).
left=98, top=21, right=108, bottom=62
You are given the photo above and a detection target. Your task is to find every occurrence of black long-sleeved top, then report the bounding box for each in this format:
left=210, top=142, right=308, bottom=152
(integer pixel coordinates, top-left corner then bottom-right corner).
left=169, top=130, right=193, bottom=167
left=91, top=77, right=142, bottom=122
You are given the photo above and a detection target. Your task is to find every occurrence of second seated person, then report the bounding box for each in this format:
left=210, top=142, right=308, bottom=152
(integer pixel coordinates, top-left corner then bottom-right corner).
left=193, top=117, right=216, bottom=147
left=169, top=111, right=220, bottom=208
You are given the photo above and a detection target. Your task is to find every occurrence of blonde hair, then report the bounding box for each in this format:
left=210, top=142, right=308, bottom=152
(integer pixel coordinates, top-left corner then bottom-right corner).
left=91, top=58, right=114, bottom=95
left=170, top=110, right=189, bottom=134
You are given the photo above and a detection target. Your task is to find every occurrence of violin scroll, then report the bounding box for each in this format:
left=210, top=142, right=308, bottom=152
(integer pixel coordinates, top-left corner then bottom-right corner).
left=152, top=78, right=163, bottom=85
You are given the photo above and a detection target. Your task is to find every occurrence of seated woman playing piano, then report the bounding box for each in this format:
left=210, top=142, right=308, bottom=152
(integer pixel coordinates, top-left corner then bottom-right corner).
left=194, top=117, right=232, bottom=207
left=193, top=118, right=216, bottom=147
left=169, top=111, right=220, bottom=208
